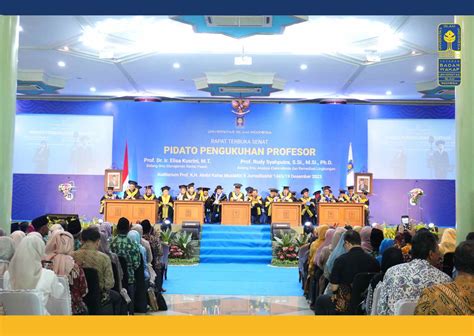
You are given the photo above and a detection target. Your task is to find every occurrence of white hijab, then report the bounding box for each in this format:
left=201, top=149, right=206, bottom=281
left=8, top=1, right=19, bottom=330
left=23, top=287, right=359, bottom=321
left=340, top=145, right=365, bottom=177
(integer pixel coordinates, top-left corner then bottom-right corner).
left=8, top=234, right=45, bottom=290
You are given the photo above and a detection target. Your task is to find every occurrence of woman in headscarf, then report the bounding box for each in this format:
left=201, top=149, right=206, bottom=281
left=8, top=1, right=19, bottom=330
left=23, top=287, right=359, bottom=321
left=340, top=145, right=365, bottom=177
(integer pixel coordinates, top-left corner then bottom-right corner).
left=127, top=230, right=150, bottom=281
left=131, top=224, right=155, bottom=283
left=4, top=235, right=65, bottom=314
left=376, top=238, right=395, bottom=265
left=439, top=228, right=456, bottom=255
left=44, top=231, right=88, bottom=315
left=100, top=222, right=113, bottom=239
left=370, top=228, right=384, bottom=256
left=324, top=230, right=348, bottom=281
left=10, top=230, right=26, bottom=249
left=360, top=226, right=373, bottom=253
left=308, top=225, right=329, bottom=276
left=0, top=237, right=15, bottom=276
left=49, top=224, right=64, bottom=235
left=98, top=230, right=124, bottom=293
left=365, top=247, right=404, bottom=314
left=141, top=220, right=165, bottom=292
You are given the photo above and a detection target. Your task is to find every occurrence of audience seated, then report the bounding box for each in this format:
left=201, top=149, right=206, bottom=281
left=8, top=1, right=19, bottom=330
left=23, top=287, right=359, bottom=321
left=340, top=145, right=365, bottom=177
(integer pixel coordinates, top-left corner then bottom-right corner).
left=3, top=235, right=65, bottom=314
left=315, top=230, right=380, bottom=315
left=31, top=215, right=50, bottom=239
left=141, top=219, right=166, bottom=292
left=44, top=231, right=88, bottom=314
left=10, top=230, right=26, bottom=249
left=66, top=219, right=83, bottom=251
left=360, top=227, right=373, bottom=254
left=415, top=240, right=474, bottom=315
left=0, top=237, right=15, bottom=276
left=131, top=224, right=155, bottom=284
left=376, top=230, right=452, bottom=315
left=376, top=239, right=395, bottom=265
left=369, top=228, right=384, bottom=257
left=466, top=232, right=474, bottom=241
left=439, top=228, right=456, bottom=255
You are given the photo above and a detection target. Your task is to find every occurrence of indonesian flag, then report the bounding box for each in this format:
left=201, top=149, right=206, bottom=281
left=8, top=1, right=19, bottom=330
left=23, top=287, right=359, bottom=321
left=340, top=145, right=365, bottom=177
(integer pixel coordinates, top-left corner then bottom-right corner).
left=122, top=143, right=129, bottom=192
left=346, top=142, right=354, bottom=188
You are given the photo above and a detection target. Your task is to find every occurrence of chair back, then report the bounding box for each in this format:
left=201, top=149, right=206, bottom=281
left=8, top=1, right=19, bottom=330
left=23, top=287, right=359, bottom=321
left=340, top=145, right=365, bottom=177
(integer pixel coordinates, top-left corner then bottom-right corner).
left=0, top=290, right=46, bottom=315
left=134, top=256, right=148, bottom=313
left=370, top=283, right=383, bottom=315
left=394, top=299, right=418, bottom=315
left=82, top=267, right=102, bottom=315
left=298, top=244, right=309, bottom=273
left=111, top=261, right=121, bottom=292
left=45, top=276, right=72, bottom=315
left=348, top=272, right=376, bottom=314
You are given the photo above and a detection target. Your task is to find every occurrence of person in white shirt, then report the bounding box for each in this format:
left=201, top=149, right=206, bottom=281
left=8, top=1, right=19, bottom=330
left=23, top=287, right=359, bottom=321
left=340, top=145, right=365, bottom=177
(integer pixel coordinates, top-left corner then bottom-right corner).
left=4, top=234, right=65, bottom=314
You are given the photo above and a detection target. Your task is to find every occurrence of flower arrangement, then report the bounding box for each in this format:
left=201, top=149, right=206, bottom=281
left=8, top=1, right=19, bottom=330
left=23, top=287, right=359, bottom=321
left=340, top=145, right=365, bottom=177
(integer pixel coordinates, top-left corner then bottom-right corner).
left=409, top=188, right=424, bottom=206
left=273, top=232, right=298, bottom=262
left=168, top=231, right=197, bottom=259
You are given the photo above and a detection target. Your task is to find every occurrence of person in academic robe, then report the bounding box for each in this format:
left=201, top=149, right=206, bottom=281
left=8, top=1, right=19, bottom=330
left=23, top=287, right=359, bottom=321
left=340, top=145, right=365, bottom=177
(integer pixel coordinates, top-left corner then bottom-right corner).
left=247, top=187, right=263, bottom=224
left=184, top=183, right=198, bottom=201
left=157, top=186, right=174, bottom=223
left=337, top=189, right=350, bottom=203
left=360, top=191, right=370, bottom=226
left=245, top=187, right=253, bottom=202
left=229, top=183, right=245, bottom=202
left=123, top=180, right=141, bottom=200
left=143, top=185, right=157, bottom=201
left=210, top=185, right=227, bottom=223
left=279, top=186, right=294, bottom=202
left=176, top=185, right=187, bottom=201
left=312, top=190, right=322, bottom=225
left=319, top=186, right=336, bottom=203
left=265, top=188, right=280, bottom=224
left=300, top=188, right=316, bottom=225
left=347, top=186, right=361, bottom=203
left=290, top=191, right=299, bottom=202
left=198, top=187, right=212, bottom=223
left=99, top=187, right=120, bottom=214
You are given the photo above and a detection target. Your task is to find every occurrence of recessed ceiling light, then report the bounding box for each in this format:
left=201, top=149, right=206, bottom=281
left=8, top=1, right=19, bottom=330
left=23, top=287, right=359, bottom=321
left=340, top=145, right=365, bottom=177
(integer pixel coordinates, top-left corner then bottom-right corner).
left=90, top=87, right=97, bottom=92
left=173, top=62, right=180, bottom=69
left=385, top=90, right=392, bottom=96
left=416, top=65, right=424, bottom=72
left=57, top=61, right=66, bottom=68
left=300, top=64, right=308, bottom=70
left=411, top=50, right=417, bottom=55
left=18, top=26, right=23, bottom=32
left=62, top=46, right=69, bottom=51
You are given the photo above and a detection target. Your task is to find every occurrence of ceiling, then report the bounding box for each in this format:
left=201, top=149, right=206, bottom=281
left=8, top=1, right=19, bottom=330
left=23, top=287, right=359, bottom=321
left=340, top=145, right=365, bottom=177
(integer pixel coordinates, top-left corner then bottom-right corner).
left=17, top=15, right=455, bottom=101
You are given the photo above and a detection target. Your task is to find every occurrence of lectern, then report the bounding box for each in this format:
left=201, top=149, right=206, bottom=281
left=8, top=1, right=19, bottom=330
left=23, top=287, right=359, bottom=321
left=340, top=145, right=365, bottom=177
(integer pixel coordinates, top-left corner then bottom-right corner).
left=221, top=201, right=251, bottom=225
left=104, top=200, right=159, bottom=224
left=271, top=202, right=302, bottom=227
left=318, top=203, right=365, bottom=226
left=174, top=201, right=204, bottom=224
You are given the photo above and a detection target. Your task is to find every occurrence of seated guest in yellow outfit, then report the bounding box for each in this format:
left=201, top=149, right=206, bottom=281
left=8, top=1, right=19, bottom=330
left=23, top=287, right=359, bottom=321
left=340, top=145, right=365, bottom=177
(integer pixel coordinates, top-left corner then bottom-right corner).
left=347, top=186, right=360, bottom=203
left=415, top=240, right=474, bottom=315
left=123, top=180, right=141, bottom=200
left=143, top=185, right=157, bottom=200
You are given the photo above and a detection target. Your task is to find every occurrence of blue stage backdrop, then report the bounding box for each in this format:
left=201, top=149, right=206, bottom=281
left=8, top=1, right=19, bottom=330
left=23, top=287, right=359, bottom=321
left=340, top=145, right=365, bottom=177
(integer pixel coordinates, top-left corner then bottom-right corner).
left=13, top=100, right=455, bottom=227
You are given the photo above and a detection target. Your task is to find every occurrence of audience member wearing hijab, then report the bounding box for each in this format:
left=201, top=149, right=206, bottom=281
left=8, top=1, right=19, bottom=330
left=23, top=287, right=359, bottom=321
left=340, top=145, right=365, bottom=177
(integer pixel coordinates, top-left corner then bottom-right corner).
left=141, top=219, right=165, bottom=292
left=100, top=222, right=113, bottom=239
left=4, top=235, right=65, bottom=314
left=49, top=224, right=64, bottom=235
left=0, top=237, right=15, bottom=276
left=132, top=224, right=155, bottom=283
left=44, top=231, right=88, bottom=315
left=439, top=228, right=456, bottom=255
left=324, top=231, right=348, bottom=280
left=365, top=247, right=404, bottom=314
left=10, top=230, right=26, bottom=249
left=315, top=229, right=335, bottom=264
left=98, top=230, right=124, bottom=292
left=370, top=228, right=385, bottom=256
left=127, top=230, right=150, bottom=281
left=308, top=225, right=329, bottom=275
left=376, top=239, right=395, bottom=265
left=360, top=226, right=373, bottom=253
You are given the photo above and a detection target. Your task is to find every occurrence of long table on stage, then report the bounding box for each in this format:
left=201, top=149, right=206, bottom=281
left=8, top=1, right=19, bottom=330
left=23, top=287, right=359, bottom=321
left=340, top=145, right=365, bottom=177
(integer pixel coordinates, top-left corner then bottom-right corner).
left=104, top=200, right=159, bottom=223
left=221, top=201, right=251, bottom=225
left=174, top=201, right=204, bottom=224
left=271, top=202, right=302, bottom=227
left=318, top=203, right=365, bottom=226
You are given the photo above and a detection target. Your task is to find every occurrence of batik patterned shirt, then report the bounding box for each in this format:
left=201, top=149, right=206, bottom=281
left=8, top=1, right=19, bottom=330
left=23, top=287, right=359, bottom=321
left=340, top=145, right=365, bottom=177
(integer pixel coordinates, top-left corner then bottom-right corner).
left=110, top=234, right=141, bottom=284
left=377, top=259, right=452, bottom=315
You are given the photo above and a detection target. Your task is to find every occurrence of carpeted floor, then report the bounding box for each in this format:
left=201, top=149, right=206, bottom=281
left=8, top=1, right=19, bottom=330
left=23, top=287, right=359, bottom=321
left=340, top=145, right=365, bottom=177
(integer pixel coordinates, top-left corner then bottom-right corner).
left=164, top=263, right=302, bottom=296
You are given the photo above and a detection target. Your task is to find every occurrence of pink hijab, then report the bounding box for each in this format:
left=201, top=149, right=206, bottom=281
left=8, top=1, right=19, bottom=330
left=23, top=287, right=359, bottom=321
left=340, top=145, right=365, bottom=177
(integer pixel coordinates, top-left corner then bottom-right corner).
left=360, top=226, right=373, bottom=252
left=44, top=231, right=75, bottom=276
left=315, top=228, right=335, bottom=263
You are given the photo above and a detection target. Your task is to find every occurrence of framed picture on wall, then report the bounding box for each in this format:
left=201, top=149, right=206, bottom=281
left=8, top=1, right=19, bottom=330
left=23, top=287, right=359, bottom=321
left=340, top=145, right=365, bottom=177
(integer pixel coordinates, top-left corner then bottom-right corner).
left=104, top=169, right=122, bottom=192
left=355, top=173, right=373, bottom=195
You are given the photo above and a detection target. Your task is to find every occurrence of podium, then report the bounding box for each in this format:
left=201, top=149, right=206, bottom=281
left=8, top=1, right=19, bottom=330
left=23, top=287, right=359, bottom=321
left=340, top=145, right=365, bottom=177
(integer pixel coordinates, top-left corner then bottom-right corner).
left=174, top=201, right=204, bottom=224
left=318, top=203, right=365, bottom=226
left=221, top=201, right=251, bottom=225
left=271, top=202, right=302, bottom=227
left=104, top=200, right=159, bottom=224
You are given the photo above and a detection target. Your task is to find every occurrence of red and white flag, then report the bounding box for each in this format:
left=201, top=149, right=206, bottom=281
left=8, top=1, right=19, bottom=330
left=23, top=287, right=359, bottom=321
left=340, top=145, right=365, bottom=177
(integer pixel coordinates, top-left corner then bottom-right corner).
left=122, top=143, right=129, bottom=191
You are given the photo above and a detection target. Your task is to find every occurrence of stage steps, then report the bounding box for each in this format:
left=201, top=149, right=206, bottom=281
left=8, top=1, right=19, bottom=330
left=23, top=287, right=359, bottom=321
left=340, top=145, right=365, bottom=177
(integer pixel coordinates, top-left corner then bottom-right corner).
left=199, top=225, right=272, bottom=264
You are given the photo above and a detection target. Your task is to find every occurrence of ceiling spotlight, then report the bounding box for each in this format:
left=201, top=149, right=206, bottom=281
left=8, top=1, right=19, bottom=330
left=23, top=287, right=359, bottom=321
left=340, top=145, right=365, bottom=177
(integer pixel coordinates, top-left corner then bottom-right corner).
left=300, top=64, right=308, bottom=70
left=57, top=61, right=66, bottom=68
left=173, top=62, right=181, bottom=69
left=411, top=50, right=418, bottom=55
left=416, top=65, right=424, bottom=72
left=89, top=87, right=97, bottom=92
left=385, top=90, right=392, bottom=96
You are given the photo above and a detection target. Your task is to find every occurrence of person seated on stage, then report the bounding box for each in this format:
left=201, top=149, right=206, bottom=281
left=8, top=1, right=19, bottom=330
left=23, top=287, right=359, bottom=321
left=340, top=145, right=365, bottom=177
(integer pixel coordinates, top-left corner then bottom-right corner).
left=198, top=187, right=212, bottom=223
left=347, top=186, right=361, bottom=203
left=360, top=191, right=370, bottom=225
left=245, top=187, right=253, bottom=202
left=313, top=190, right=322, bottom=204
left=184, top=182, right=198, bottom=201
left=157, top=186, right=173, bottom=223
left=176, top=184, right=187, bottom=201
left=100, top=187, right=120, bottom=214
left=290, top=191, right=299, bottom=202
left=123, top=180, right=141, bottom=200
left=320, top=186, right=337, bottom=203
left=248, top=187, right=263, bottom=224
left=279, top=186, right=294, bottom=202
left=210, top=185, right=227, bottom=223
left=265, top=188, right=280, bottom=224
left=337, top=189, right=350, bottom=203
left=142, top=185, right=157, bottom=201
left=229, top=183, right=245, bottom=202
left=300, top=188, right=316, bottom=224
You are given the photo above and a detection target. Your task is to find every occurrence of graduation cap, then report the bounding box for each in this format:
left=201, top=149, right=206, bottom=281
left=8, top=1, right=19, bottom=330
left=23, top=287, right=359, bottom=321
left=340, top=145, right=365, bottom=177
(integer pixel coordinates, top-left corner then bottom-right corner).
left=161, top=186, right=170, bottom=192
left=245, top=187, right=254, bottom=194
left=321, top=186, right=331, bottom=191
left=282, top=186, right=290, bottom=190
left=215, top=185, right=223, bottom=191
left=290, top=191, right=296, bottom=195
left=363, top=191, right=369, bottom=196
left=128, top=180, right=138, bottom=186
left=31, top=215, right=49, bottom=231
left=107, top=186, right=114, bottom=191
left=179, top=184, right=187, bottom=189
left=233, top=183, right=242, bottom=188
left=339, top=189, right=347, bottom=194
left=145, top=185, right=153, bottom=190
left=137, top=185, right=142, bottom=190
left=301, top=188, right=309, bottom=194
left=269, top=188, right=279, bottom=193
left=348, top=186, right=355, bottom=191
left=200, top=187, right=211, bottom=192
left=313, top=191, right=321, bottom=196
left=187, top=182, right=195, bottom=188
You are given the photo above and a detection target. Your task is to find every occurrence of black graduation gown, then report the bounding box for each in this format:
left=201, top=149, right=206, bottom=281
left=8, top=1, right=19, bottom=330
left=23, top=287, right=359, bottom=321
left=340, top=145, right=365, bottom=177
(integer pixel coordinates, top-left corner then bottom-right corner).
left=209, top=193, right=228, bottom=222
left=99, top=194, right=120, bottom=214
left=157, top=195, right=174, bottom=221
left=123, top=188, right=141, bottom=200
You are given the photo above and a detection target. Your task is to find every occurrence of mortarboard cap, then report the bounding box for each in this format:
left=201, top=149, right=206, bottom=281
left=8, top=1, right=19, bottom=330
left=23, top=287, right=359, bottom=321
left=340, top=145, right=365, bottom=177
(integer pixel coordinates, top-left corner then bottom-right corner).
left=179, top=184, right=187, bottom=189
left=128, top=180, right=138, bottom=186
left=161, top=186, right=170, bottom=192
left=348, top=186, right=354, bottom=190
left=339, top=189, right=346, bottom=194
left=269, top=188, right=279, bottom=193
left=201, top=187, right=210, bottom=192
left=145, top=185, right=153, bottom=190
left=245, top=187, right=254, bottom=193
left=233, top=183, right=242, bottom=188
left=107, top=186, right=114, bottom=191
left=301, top=188, right=309, bottom=194
left=283, top=186, right=290, bottom=190
left=215, top=185, right=223, bottom=191
left=322, top=186, right=331, bottom=191
left=187, top=182, right=195, bottom=188
left=313, top=191, right=321, bottom=195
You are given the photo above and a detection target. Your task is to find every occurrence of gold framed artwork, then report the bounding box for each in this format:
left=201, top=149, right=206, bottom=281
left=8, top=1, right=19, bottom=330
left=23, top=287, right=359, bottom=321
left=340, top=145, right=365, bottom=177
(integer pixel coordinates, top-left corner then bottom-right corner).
left=355, top=172, right=373, bottom=195
left=104, top=169, right=122, bottom=192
